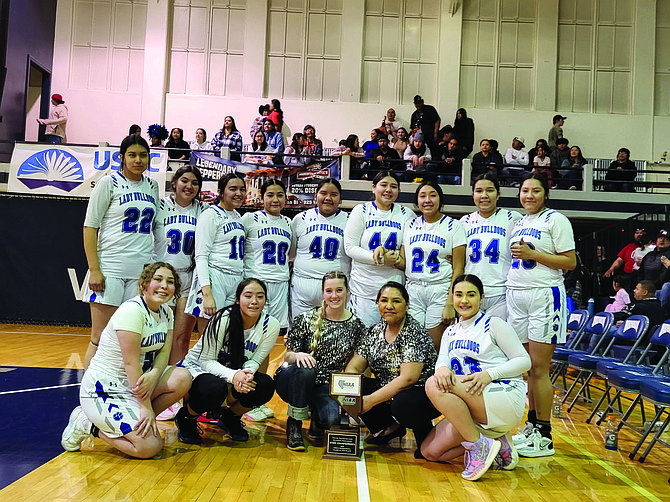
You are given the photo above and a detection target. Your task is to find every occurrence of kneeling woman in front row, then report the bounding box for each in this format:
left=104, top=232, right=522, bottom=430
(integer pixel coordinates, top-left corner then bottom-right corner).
left=176, top=278, right=280, bottom=444
left=420, top=274, right=530, bottom=481
left=275, top=271, right=366, bottom=451
left=345, top=281, right=439, bottom=455
left=61, top=262, right=192, bottom=458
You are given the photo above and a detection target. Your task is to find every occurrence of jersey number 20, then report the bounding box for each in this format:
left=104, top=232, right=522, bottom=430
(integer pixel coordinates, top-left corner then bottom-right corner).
left=263, top=240, right=288, bottom=265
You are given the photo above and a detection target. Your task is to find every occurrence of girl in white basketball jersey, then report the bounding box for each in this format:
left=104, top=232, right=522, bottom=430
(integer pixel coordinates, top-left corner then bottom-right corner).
left=344, top=171, right=414, bottom=327
left=400, top=181, right=466, bottom=348
left=61, top=262, right=192, bottom=458
left=421, top=275, right=530, bottom=481
left=241, top=179, right=292, bottom=330
left=290, top=178, right=350, bottom=319
left=153, top=165, right=208, bottom=364
left=185, top=173, right=246, bottom=335
left=82, top=135, right=160, bottom=367
left=506, top=173, right=576, bottom=458
left=460, top=173, right=522, bottom=320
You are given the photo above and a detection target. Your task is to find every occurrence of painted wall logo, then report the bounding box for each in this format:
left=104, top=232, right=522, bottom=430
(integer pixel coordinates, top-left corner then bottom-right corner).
left=17, top=149, right=84, bottom=191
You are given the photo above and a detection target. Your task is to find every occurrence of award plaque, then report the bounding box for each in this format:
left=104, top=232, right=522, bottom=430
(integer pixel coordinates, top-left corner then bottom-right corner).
left=323, top=373, right=363, bottom=460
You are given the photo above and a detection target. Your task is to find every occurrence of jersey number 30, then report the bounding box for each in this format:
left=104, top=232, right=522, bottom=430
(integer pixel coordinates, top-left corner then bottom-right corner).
left=166, top=229, right=195, bottom=255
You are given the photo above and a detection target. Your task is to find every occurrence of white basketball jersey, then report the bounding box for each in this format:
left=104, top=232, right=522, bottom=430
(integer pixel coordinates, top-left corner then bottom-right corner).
left=403, top=215, right=466, bottom=284
left=460, top=208, right=522, bottom=297
left=506, top=208, right=575, bottom=289
left=153, top=195, right=208, bottom=271
left=88, top=295, right=173, bottom=379
left=438, top=312, right=522, bottom=381
left=241, top=210, right=292, bottom=282
left=291, top=208, right=351, bottom=279
left=344, top=202, right=414, bottom=299
left=84, top=172, right=159, bottom=278
left=193, top=205, right=245, bottom=287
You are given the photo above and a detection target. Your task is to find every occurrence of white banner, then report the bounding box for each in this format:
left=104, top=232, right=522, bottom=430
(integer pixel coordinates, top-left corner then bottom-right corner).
left=8, top=143, right=168, bottom=198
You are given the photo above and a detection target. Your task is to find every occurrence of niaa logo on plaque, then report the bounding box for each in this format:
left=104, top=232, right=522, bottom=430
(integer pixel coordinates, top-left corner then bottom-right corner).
left=17, top=149, right=84, bottom=192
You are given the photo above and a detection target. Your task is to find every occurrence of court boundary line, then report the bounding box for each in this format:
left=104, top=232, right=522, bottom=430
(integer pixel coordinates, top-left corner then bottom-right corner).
left=0, top=383, right=80, bottom=396
left=554, top=430, right=663, bottom=502
left=356, top=439, right=370, bottom=502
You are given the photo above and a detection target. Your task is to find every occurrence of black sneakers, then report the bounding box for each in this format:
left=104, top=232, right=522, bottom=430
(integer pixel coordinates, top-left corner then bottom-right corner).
left=287, top=417, right=305, bottom=451
left=175, top=407, right=202, bottom=445
left=218, top=407, right=249, bottom=442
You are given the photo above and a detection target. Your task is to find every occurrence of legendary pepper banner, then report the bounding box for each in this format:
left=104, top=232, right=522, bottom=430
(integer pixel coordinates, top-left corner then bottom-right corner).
left=8, top=143, right=168, bottom=197
left=190, top=151, right=340, bottom=208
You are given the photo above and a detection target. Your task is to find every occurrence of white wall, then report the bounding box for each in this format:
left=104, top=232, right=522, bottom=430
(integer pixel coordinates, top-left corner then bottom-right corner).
left=50, top=0, right=669, bottom=161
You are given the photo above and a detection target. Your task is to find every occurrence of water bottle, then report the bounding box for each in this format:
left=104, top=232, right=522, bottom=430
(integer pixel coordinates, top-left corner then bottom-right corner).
left=552, top=390, right=563, bottom=418
left=587, top=298, right=595, bottom=317
left=605, top=415, right=618, bottom=451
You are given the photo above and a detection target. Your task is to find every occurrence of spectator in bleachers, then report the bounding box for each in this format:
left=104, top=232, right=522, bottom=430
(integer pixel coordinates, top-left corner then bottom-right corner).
left=605, top=148, right=637, bottom=193
left=381, top=108, right=403, bottom=140
left=129, top=124, right=141, bottom=137
left=165, top=128, right=190, bottom=160
left=547, top=115, right=566, bottom=148
left=471, top=139, right=503, bottom=179
left=189, top=128, right=211, bottom=151
left=533, top=144, right=553, bottom=186
left=303, top=125, right=323, bottom=158
left=336, top=134, right=365, bottom=179
left=633, top=232, right=655, bottom=272
left=502, top=136, right=530, bottom=186
left=605, top=228, right=647, bottom=279
left=211, top=116, right=244, bottom=161
left=410, top=95, right=441, bottom=152
left=263, top=118, right=284, bottom=152
left=432, top=137, right=462, bottom=185
left=549, top=137, right=570, bottom=181
left=437, top=125, right=455, bottom=153
left=369, top=132, right=400, bottom=170
left=362, top=129, right=382, bottom=158
left=147, top=124, right=168, bottom=147
left=639, top=230, right=670, bottom=290
left=392, top=127, right=410, bottom=157
left=250, top=104, right=270, bottom=140
left=528, top=139, right=552, bottom=162
left=604, top=275, right=631, bottom=313
left=453, top=108, right=475, bottom=157
left=404, top=131, right=432, bottom=175
left=283, top=132, right=308, bottom=167
left=559, top=145, right=586, bottom=190
left=268, top=99, right=284, bottom=131
left=245, top=130, right=275, bottom=164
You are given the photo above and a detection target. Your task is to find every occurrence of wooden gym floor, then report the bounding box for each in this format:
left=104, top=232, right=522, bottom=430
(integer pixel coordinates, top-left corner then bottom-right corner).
left=0, top=324, right=668, bottom=502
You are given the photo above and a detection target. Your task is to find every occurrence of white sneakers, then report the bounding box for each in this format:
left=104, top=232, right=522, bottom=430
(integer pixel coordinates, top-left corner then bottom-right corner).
left=516, top=428, right=555, bottom=458
left=61, top=406, right=92, bottom=452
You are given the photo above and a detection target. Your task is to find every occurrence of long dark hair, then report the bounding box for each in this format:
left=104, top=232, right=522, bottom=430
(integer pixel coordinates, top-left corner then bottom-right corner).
left=271, top=99, right=283, bottom=126
left=290, top=132, right=305, bottom=153
left=171, top=165, right=203, bottom=200
left=260, top=177, right=286, bottom=197
left=223, top=116, right=238, bottom=133
left=344, top=134, right=358, bottom=151
left=215, top=172, right=246, bottom=205
left=413, top=180, right=443, bottom=210
left=120, top=134, right=150, bottom=169
left=452, top=274, right=485, bottom=296
left=202, top=278, right=268, bottom=370
left=473, top=172, right=500, bottom=194
left=252, top=130, right=268, bottom=151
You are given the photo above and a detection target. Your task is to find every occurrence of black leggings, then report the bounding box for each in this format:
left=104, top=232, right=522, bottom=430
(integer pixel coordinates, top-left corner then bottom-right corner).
left=359, top=377, right=440, bottom=447
left=187, top=372, right=275, bottom=414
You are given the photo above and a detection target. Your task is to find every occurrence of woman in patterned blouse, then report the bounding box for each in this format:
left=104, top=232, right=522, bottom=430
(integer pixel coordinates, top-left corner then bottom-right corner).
left=345, top=281, right=439, bottom=456
left=275, top=271, right=366, bottom=451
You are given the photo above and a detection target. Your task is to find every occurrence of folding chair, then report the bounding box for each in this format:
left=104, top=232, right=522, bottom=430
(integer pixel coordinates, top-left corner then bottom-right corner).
left=551, top=309, right=589, bottom=388
left=560, top=312, right=614, bottom=405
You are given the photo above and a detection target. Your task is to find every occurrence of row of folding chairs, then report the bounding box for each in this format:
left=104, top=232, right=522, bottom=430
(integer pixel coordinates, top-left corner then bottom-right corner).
left=550, top=309, right=670, bottom=462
